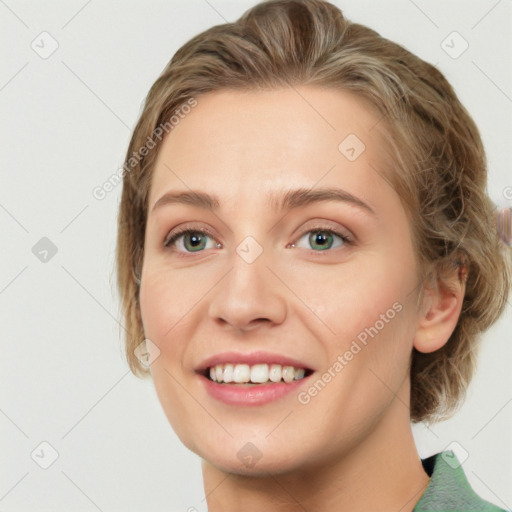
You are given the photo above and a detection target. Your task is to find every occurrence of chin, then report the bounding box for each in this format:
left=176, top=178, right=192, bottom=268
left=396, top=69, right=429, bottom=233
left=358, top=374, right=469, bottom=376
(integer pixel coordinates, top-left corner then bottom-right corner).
left=201, top=449, right=304, bottom=477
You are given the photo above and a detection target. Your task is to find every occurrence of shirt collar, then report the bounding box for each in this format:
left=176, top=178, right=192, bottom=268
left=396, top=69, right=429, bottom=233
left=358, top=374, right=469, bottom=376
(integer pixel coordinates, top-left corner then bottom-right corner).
left=413, top=450, right=504, bottom=511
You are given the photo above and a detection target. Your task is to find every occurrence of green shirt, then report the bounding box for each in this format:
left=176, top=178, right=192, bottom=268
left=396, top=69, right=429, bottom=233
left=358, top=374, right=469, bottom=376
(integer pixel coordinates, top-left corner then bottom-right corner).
left=413, top=450, right=508, bottom=511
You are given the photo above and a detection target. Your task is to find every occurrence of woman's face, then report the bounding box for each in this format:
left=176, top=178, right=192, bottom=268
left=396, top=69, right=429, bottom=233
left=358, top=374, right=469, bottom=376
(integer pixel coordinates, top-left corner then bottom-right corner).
left=140, top=86, right=423, bottom=474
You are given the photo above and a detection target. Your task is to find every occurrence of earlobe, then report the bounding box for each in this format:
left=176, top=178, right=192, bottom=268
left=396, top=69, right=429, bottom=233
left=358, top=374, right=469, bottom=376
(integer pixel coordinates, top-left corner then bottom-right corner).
left=413, top=263, right=467, bottom=354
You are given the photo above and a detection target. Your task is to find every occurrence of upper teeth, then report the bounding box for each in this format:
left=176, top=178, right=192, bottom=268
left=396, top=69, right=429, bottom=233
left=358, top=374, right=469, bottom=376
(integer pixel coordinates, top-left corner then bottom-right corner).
left=208, top=363, right=306, bottom=384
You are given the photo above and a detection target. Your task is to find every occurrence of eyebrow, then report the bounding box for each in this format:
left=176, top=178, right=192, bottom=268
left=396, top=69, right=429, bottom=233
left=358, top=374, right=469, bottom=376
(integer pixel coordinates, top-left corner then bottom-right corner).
left=151, top=187, right=376, bottom=216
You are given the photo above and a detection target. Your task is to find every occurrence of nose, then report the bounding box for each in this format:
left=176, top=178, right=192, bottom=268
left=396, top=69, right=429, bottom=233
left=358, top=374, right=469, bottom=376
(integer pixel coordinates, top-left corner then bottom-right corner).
left=207, top=251, right=287, bottom=334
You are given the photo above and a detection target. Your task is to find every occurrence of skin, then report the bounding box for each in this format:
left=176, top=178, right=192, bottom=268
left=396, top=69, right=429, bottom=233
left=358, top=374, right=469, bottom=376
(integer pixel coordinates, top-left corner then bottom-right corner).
left=139, top=86, right=465, bottom=512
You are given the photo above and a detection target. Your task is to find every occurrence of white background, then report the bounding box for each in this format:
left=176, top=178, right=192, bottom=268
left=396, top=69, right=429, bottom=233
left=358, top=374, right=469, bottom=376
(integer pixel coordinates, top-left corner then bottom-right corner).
left=1, top=0, right=511, bottom=510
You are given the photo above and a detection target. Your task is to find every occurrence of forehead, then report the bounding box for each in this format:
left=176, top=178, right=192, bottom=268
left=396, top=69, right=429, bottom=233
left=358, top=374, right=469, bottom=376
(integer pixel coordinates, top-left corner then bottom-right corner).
left=148, top=86, right=393, bottom=210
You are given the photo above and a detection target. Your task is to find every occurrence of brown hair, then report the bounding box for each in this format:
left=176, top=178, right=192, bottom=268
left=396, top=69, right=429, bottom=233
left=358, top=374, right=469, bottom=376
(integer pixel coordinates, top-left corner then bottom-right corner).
left=115, top=0, right=511, bottom=422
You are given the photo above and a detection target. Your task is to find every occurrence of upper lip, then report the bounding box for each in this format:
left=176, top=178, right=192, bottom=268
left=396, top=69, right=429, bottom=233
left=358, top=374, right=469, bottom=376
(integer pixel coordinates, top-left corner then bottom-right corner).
left=194, top=351, right=315, bottom=373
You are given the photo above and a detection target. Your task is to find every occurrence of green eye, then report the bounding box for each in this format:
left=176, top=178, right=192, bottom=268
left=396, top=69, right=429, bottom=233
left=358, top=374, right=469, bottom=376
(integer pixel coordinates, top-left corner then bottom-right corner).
left=163, top=226, right=352, bottom=255
left=164, top=229, right=216, bottom=252
left=294, top=229, right=351, bottom=251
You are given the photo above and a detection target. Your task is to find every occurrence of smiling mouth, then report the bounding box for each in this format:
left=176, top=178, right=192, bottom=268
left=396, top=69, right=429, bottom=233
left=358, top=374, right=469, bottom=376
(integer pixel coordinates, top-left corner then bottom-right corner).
left=200, top=363, right=314, bottom=385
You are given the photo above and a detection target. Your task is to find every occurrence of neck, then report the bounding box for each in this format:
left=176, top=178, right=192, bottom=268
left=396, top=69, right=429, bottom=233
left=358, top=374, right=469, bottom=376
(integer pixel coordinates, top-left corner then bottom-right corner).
left=201, top=389, right=430, bottom=512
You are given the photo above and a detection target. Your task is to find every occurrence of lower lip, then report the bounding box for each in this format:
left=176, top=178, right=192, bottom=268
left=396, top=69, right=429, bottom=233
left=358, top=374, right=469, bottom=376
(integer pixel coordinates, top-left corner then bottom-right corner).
left=198, top=373, right=312, bottom=406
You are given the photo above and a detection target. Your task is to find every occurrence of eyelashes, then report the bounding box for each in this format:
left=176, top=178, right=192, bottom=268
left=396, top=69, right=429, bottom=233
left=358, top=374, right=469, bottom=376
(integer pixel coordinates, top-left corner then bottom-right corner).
left=163, top=225, right=353, bottom=256
left=164, top=227, right=218, bottom=253
left=291, top=228, right=352, bottom=251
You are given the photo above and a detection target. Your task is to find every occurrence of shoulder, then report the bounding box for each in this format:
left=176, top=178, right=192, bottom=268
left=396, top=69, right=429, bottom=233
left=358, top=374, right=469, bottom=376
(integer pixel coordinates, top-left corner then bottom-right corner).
left=413, top=450, right=508, bottom=512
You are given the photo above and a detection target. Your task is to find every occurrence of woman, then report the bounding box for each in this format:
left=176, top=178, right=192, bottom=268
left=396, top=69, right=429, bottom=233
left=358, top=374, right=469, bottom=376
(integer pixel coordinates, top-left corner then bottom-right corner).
left=116, top=0, right=511, bottom=510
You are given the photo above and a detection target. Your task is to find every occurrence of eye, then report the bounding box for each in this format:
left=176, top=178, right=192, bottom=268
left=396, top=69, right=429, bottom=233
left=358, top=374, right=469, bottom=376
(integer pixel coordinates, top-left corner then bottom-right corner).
left=163, top=227, right=219, bottom=254
left=290, top=227, right=352, bottom=252
left=163, top=225, right=353, bottom=255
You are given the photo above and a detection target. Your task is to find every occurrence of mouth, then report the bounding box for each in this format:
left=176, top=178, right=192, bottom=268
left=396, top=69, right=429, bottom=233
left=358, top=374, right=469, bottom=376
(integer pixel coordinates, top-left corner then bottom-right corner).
left=194, top=351, right=316, bottom=405
left=199, top=363, right=314, bottom=385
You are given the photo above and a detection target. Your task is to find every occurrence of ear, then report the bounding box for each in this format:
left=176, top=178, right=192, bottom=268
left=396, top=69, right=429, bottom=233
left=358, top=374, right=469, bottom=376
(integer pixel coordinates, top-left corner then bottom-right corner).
left=413, top=260, right=468, bottom=354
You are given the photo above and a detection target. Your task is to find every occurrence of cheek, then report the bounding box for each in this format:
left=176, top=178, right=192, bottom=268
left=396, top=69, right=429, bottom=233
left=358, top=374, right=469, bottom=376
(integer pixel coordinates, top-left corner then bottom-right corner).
left=139, top=271, right=171, bottom=337
left=139, top=260, right=197, bottom=335
left=139, top=268, right=200, bottom=449
left=139, top=261, right=215, bottom=380
left=139, top=267, right=189, bottom=368
left=317, top=248, right=417, bottom=381
left=316, top=255, right=410, bottom=338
